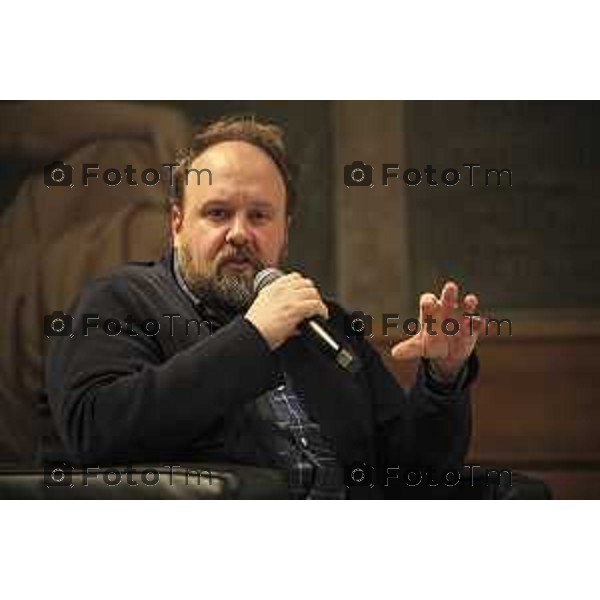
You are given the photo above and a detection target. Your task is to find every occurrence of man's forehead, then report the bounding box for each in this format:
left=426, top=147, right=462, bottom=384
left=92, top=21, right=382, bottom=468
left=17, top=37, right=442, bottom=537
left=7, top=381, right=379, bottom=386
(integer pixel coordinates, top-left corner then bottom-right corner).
left=190, top=140, right=282, bottom=179
left=186, top=141, right=286, bottom=205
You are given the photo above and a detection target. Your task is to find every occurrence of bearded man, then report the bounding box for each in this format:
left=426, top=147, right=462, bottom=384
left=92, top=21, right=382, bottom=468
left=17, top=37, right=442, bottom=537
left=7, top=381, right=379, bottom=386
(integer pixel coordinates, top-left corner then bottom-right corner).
left=45, top=117, right=485, bottom=499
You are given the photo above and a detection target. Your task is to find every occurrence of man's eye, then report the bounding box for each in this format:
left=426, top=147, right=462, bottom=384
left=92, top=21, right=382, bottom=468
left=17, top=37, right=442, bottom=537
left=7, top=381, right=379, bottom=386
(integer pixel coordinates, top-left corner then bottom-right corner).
left=206, top=208, right=229, bottom=220
left=249, top=211, right=270, bottom=223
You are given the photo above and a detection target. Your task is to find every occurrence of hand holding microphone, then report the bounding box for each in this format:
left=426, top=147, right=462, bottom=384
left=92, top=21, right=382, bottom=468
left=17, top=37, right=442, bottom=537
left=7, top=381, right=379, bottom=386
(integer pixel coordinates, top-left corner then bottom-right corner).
left=245, top=269, right=360, bottom=373
left=245, top=271, right=329, bottom=351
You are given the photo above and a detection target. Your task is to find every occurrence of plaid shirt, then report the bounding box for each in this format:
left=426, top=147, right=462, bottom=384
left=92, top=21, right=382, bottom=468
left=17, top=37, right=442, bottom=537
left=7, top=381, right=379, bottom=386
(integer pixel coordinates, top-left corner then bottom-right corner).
left=255, top=373, right=346, bottom=499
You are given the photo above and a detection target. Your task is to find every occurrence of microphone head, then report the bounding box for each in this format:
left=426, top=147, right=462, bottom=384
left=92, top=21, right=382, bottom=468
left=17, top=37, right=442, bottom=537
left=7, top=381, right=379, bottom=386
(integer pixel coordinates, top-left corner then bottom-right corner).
left=253, top=268, right=284, bottom=294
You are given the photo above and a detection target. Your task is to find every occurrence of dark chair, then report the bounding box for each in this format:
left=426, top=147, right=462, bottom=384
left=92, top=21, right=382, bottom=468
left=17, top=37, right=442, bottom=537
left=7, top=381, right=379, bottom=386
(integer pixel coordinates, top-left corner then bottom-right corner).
left=0, top=463, right=551, bottom=499
left=0, top=463, right=289, bottom=500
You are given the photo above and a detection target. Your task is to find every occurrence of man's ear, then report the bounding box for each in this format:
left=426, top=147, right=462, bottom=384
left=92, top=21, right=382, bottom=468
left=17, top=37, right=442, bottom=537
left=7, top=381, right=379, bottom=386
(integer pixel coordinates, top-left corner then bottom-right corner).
left=170, top=204, right=184, bottom=246
left=281, top=214, right=292, bottom=262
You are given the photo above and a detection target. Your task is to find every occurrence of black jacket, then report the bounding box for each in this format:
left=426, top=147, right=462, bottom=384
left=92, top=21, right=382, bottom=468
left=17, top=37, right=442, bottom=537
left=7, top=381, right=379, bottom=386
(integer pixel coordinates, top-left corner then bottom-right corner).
left=44, top=251, right=477, bottom=498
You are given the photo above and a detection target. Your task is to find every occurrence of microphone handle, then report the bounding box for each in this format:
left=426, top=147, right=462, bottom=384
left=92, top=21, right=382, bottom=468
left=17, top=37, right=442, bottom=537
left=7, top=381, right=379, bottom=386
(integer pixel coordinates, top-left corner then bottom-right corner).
left=299, top=317, right=361, bottom=374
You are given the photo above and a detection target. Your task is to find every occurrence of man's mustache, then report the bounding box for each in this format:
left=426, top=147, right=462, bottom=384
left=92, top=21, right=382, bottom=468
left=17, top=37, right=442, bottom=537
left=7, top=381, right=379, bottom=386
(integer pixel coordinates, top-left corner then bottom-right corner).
left=217, top=247, right=264, bottom=271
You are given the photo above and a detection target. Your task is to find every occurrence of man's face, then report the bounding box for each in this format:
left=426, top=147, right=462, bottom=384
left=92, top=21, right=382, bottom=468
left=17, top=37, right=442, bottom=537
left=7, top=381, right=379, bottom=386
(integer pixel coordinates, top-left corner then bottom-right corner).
left=170, top=140, right=289, bottom=310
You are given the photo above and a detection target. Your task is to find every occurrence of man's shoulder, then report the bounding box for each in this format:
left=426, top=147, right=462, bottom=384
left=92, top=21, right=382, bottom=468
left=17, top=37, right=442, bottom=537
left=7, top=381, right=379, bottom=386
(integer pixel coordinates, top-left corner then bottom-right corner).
left=73, top=256, right=172, bottom=312
left=107, top=257, right=167, bottom=285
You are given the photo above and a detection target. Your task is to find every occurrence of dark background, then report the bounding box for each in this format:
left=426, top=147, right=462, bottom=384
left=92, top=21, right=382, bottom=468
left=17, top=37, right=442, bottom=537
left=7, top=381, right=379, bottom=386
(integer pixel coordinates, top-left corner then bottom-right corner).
left=404, top=101, right=600, bottom=311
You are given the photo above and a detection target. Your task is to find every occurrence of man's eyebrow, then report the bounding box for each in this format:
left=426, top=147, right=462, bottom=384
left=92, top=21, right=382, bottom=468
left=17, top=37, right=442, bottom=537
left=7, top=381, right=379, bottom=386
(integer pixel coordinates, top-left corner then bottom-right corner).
left=248, top=200, right=276, bottom=210
left=197, top=199, right=276, bottom=212
left=199, top=199, right=231, bottom=208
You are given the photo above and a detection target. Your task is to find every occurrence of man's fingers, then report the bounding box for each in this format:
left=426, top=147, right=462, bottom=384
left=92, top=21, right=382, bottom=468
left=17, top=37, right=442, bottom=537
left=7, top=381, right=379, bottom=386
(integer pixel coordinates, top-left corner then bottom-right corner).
left=284, top=271, right=303, bottom=281
left=419, top=292, right=438, bottom=324
left=299, top=299, right=329, bottom=321
left=438, top=281, right=458, bottom=323
left=463, top=293, right=479, bottom=313
left=461, top=294, right=481, bottom=337
left=441, top=281, right=459, bottom=309
left=293, top=287, right=323, bottom=301
left=397, top=283, right=483, bottom=362
left=280, top=272, right=314, bottom=288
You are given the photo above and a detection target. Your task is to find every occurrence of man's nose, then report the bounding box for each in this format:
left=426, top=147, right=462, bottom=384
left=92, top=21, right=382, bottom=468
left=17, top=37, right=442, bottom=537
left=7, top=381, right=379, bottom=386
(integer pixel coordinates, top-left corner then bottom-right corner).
left=225, top=214, right=251, bottom=246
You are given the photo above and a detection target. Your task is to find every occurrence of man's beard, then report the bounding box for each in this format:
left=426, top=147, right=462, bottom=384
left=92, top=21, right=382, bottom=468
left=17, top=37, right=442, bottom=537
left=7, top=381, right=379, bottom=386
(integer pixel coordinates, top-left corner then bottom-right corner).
left=175, top=243, right=264, bottom=313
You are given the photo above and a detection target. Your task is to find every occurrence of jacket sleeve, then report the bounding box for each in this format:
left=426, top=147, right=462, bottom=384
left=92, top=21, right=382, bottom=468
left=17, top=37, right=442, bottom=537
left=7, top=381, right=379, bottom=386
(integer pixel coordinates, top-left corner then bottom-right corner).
left=357, top=335, right=477, bottom=478
left=45, top=277, right=281, bottom=465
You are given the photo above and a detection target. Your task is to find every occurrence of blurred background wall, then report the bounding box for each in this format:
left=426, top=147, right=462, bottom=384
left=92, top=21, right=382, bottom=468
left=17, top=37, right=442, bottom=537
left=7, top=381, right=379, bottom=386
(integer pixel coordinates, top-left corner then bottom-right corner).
left=1, top=100, right=598, bottom=498
left=334, top=101, right=600, bottom=500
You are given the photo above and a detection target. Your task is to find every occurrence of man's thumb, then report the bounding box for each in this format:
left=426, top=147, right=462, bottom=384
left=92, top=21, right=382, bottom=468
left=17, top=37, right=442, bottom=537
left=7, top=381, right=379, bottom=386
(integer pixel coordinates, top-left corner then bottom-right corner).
left=390, top=336, right=423, bottom=360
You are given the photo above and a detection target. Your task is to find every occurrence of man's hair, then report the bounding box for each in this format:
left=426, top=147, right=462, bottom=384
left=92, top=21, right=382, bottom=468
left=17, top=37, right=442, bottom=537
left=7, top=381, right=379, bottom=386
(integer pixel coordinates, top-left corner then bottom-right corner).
left=168, top=116, right=298, bottom=215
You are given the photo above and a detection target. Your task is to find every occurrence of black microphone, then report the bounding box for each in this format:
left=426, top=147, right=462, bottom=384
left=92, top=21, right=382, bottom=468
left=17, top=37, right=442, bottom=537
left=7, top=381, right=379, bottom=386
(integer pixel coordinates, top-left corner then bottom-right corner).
left=253, top=268, right=361, bottom=374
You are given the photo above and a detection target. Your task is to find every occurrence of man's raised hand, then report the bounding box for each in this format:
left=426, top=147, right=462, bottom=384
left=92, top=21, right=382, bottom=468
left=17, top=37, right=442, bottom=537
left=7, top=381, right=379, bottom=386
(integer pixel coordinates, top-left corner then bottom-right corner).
left=390, top=281, right=482, bottom=381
